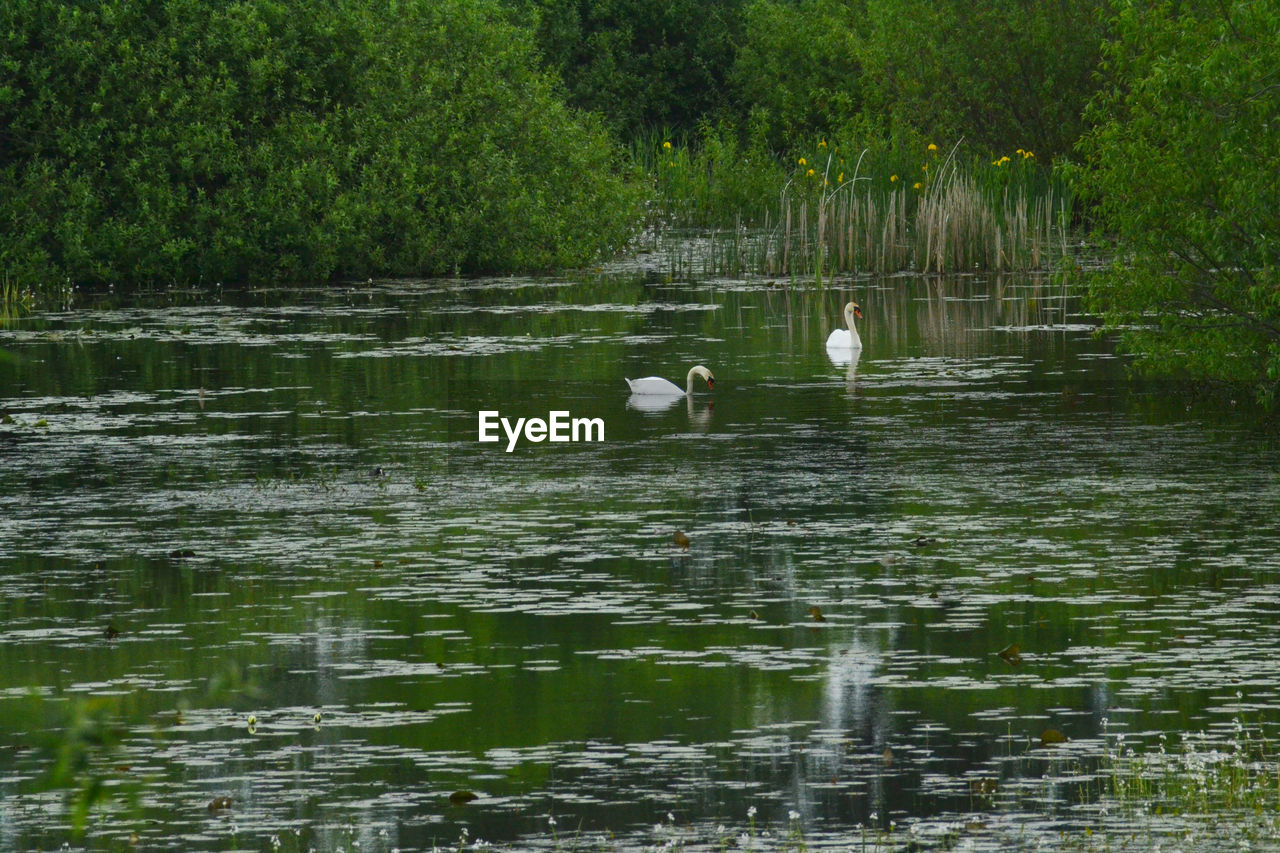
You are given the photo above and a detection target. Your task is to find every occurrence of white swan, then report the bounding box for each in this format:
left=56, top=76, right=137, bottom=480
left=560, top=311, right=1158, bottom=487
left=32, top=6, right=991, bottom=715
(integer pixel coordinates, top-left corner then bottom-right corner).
left=625, top=365, right=715, bottom=396
left=826, top=302, right=864, bottom=350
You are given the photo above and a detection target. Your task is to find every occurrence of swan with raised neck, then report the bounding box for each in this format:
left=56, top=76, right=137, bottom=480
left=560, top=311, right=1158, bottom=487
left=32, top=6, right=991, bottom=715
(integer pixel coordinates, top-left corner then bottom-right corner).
left=826, top=302, right=863, bottom=350
left=625, top=365, right=715, bottom=396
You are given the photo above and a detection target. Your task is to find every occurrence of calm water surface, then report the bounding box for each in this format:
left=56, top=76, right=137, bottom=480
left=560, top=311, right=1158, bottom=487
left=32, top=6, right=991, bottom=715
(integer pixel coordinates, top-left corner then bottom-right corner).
left=1, top=260, right=1278, bottom=851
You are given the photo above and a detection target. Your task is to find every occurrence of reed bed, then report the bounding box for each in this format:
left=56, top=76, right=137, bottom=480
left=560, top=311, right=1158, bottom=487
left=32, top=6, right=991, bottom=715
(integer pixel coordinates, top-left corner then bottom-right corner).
left=644, top=133, right=1074, bottom=278
left=759, top=158, right=1071, bottom=277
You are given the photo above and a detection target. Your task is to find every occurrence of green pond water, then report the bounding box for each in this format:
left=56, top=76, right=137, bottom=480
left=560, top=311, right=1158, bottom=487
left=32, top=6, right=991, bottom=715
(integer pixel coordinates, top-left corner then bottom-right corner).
left=1, top=255, right=1278, bottom=851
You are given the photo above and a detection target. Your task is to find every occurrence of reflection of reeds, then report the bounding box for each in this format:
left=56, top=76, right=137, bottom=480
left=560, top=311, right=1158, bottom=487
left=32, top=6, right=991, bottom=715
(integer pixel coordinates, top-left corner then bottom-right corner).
left=1, top=274, right=35, bottom=319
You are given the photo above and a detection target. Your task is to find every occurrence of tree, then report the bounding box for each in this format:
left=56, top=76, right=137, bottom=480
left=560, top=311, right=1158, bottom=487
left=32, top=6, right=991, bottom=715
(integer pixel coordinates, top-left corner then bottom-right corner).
left=516, top=0, right=748, bottom=137
left=731, top=0, right=864, bottom=150
left=1075, top=1, right=1280, bottom=405
left=0, top=0, right=644, bottom=296
left=857, top=0, right=1108, bottom=158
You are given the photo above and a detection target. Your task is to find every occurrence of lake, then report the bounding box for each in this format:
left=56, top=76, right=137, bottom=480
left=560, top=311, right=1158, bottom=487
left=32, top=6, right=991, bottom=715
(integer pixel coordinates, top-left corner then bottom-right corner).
left=1, top=253, right=1278, bottom=851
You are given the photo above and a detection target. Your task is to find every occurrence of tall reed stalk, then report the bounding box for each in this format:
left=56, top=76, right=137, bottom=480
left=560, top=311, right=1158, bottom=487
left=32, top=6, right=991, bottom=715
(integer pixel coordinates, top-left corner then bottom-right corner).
left=647, top=134, right=1074, bottom=278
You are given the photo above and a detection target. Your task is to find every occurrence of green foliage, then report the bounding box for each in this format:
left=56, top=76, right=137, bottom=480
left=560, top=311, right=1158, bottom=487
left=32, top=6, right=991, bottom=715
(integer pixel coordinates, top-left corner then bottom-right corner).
left=1075, top=1, right=1280, bottom=406
left=731, top=0, right=863, bottom=150
left=516, top=0, right=1106, bottom=160
left=854, top=0, right=1109, bottom=158
left=717, top=0, right=1108, bottom=160
left=641, top=123, right=785, bottom=227
left=514, top=0, right=748, bottom=137
left=37, top=694, right=134, bottom=837
left=0, top=0, right=645, bottom=298
left=641, top=131, right=1070, bottom=275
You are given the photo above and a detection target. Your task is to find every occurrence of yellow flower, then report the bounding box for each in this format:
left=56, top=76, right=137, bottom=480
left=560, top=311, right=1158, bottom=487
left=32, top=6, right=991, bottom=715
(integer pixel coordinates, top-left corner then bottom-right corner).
left=819, top=139, right=828, bottom=148
left=837, top=172, right=844, bottom=183
left=890, top=174, right=898, bottom=182
left=1023, top=150, right=1035, bottom=159
left=927, top=143, right=938, bottom=152
left=913, top=182, right=923, bottom=189
left=806, top=168, right=815, bottom=177
left=1016, top=148, right=1024, bottom=155
left=663, top=141, right=672, bottom=151
left=992, top=156, right=1011, bottom=166
left=668, top=161, right=675, bottom=168
left=798, top=157, right=807, bottom=166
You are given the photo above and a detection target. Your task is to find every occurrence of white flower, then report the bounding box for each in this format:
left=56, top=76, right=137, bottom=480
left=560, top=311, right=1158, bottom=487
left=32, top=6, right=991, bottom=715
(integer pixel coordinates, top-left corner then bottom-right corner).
left=547, top=815, right=557, bottom=828
left=747, top=806, right=757, bottom=818
left=788, top=810, right=800, bottom=822
left=667, top=812, right=675, bottom=824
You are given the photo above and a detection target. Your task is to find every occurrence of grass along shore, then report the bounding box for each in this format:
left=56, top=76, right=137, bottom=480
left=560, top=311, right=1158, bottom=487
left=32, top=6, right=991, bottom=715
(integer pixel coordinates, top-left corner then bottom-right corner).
left=641, top=133, right=1074, bottom=279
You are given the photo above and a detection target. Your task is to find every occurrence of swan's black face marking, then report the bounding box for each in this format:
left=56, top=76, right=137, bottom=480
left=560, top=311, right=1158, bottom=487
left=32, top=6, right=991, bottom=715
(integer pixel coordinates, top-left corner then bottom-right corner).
left=706, top=377, right=715, bottom=390
left=853, top=305, right=863, bottom=319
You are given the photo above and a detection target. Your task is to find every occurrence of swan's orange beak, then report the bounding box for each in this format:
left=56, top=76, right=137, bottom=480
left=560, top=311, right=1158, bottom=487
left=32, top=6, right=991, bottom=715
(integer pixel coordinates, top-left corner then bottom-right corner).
left=853, top=305, right=864, bottom=319
left=707, top=377, right=715, bottom=390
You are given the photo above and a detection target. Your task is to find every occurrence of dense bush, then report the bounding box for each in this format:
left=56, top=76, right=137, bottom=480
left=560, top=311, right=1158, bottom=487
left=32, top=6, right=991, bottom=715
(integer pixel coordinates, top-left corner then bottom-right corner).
left=731, top=0, right=863, bottom=151
left=0, top=0, right=644, bottom=295
left=514, top=0, right=747, bottom=138
left=855, top=0, right=1109, bottom=159
left=514, top=0, right=1108, bottom=161
left=1075, top=1, right=1280, bottom=406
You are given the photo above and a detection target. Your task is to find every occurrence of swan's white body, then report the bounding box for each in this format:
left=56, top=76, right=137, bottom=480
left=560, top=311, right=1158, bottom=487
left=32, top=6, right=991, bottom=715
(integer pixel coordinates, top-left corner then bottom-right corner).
left=625, top=365, right=715, bottom=396
left=825, top=302, right=864, bottom=350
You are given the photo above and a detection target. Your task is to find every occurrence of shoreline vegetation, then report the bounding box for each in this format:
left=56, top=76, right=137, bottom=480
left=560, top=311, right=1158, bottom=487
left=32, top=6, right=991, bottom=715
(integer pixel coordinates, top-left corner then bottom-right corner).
left=2, top=1, right=1275, bottom=404
left=642, top=131, right=1072, bottom=278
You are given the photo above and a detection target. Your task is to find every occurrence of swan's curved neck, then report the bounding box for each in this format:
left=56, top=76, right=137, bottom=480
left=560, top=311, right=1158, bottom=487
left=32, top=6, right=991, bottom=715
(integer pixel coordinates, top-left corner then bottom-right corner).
left=846, top=308, right=863, bottom=347
left=685, top=367, right=698, bottom=395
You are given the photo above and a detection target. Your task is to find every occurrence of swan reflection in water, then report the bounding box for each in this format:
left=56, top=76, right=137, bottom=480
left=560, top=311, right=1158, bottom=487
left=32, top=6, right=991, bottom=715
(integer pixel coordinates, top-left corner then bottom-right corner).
left=627, top=392, right=714, bottom=430
left=828, top=343, right=861, bottom=393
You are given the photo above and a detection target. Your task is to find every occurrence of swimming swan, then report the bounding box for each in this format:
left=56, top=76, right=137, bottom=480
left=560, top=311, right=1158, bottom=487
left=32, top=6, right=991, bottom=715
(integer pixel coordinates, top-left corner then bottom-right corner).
left=826, top=302, right=864, bottom=350
left=625, top=365, right=715, bottom=396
